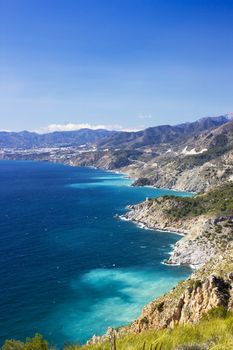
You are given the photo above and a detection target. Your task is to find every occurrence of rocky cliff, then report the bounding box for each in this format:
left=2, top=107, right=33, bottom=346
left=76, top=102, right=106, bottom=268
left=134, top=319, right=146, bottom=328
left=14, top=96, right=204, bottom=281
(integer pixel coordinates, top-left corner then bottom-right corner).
left=130, top=246, right=233, bottom=333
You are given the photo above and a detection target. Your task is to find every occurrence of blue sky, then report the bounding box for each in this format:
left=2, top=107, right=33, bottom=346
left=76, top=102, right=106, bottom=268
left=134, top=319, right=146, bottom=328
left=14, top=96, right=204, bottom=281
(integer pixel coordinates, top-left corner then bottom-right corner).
left=0, top=0, right=233, bottom=132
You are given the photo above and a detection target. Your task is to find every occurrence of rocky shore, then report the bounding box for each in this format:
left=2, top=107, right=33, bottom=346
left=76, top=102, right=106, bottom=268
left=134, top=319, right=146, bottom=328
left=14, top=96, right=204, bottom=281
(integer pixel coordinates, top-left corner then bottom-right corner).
left=123, top=197, right=233, bottom=268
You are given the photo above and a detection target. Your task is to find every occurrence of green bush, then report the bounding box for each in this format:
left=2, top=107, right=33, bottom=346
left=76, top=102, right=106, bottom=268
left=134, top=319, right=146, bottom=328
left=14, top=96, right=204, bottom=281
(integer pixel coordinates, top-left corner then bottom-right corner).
left=201, top=306, right=232, bottom=321
left=2, top=334, right=50, bottom=350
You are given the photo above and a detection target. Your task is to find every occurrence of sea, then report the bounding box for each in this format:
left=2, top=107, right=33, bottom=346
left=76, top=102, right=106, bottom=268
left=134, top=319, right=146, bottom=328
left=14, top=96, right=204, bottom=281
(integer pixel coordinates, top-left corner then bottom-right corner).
left=0, top=160, right=192, bottom=347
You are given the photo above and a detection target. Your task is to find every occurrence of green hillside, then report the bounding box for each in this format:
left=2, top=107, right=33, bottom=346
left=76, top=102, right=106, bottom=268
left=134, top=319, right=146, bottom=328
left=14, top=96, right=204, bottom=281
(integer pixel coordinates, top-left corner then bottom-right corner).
left=162, top=182, right=233, bottom=218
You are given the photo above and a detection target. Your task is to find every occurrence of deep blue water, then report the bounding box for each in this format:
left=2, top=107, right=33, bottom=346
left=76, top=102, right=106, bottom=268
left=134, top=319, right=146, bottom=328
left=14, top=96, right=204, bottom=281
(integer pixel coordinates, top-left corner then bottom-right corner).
left=0, top=161, right=192, bottom=347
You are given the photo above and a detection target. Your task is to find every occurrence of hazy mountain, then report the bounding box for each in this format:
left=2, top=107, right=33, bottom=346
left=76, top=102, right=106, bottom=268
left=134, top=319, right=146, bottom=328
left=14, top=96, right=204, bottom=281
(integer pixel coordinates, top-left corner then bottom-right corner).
left=0, top=129, right=115, bottom=149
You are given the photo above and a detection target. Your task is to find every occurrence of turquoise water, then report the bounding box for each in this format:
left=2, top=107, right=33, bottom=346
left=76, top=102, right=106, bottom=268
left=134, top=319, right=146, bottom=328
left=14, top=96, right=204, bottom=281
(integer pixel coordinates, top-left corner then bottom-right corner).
left=0, top=161, right=192, bottom=347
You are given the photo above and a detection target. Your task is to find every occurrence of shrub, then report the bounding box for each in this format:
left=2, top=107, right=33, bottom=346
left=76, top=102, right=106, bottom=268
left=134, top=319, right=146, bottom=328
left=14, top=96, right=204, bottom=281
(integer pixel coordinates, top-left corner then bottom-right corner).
left=2, top=334, right=50, bottom=350
left=156, top=302, right=164, bottom=313
left=201, top=306, right=231, bottom=321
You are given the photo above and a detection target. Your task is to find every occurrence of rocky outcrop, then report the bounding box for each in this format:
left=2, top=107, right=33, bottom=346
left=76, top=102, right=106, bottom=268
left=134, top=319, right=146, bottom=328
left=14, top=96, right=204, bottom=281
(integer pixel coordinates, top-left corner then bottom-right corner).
left=130, top=248, right=233, bottom=333
left=169, top=216, right=233, bottom=267
left=131, top=275, right=232, bottom=332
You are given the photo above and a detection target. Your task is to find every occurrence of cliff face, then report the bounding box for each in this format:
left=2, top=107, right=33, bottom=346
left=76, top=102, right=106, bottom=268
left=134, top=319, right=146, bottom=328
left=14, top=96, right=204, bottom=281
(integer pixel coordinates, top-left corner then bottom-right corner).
left=130, top=247, right=233, bottom=333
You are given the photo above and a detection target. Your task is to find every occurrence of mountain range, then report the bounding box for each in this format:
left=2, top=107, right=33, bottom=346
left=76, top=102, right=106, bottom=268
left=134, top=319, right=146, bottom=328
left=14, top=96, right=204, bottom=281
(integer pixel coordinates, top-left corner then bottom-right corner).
left=98, top=115, right=233, bottom=150
left=0, top=129, right=115, bottom=149
left=0, top=114, right=232, bottom=150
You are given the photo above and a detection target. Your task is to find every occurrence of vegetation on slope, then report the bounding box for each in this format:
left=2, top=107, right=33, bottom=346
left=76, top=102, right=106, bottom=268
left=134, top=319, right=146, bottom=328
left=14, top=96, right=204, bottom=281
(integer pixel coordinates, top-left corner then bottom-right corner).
left=2, top=334, right=52, bottom=350
left=2, top=310, right=233, bottom=350
left=162, top=182, right=233, bottom=218
left=79, top=311, right=233, bottom=350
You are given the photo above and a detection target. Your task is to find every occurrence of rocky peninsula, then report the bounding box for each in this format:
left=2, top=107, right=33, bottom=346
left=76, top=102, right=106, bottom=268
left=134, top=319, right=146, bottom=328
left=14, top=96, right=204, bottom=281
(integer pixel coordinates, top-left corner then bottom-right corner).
left=124, top=183, right=233, bottom=268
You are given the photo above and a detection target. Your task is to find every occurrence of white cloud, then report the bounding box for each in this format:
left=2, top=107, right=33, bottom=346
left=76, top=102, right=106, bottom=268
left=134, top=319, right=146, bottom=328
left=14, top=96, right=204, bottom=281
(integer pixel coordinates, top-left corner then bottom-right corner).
left=38, top=123, right=117, bottom=133
left=36, top=123, right=142, bottom=134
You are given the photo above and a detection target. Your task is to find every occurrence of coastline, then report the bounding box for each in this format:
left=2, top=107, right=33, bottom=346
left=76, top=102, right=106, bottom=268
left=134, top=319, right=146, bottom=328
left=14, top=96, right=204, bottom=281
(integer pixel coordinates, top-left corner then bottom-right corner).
left=1, top=159, right=194, bottom=267
left=0, top=155, right=197, bottom=193
left=140, top=183, right=196, bottom=195
left=121, top=198, right=222, bottom=268
left=119, top=214, right=186, bottom=236
left=78, top=164, right=198, bottom=269
left=71, top=161, right=196, bottom=195
left=118, top=212, right=190, bottom=268
left=0, top=159, right=198, bottom=268
left=2, top=158, right=195, bottom=268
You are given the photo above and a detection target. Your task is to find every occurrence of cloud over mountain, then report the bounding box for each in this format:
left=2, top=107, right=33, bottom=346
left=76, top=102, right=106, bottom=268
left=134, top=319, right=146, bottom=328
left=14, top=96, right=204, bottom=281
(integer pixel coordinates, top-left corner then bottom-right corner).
left=37, top=123, right=141, bottom=133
